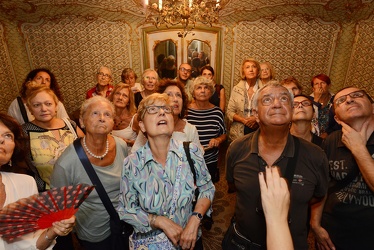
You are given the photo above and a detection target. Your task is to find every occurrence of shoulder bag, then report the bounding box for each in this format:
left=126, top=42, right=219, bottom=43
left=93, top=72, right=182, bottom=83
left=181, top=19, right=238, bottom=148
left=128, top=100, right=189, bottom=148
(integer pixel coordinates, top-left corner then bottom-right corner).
left=74, top=139, right=133, bottom=250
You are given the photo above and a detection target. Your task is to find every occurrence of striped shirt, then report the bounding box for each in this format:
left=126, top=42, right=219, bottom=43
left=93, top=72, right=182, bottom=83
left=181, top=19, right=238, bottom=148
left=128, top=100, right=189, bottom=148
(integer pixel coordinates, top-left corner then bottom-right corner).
left=187, top=106, right=226, bottom=164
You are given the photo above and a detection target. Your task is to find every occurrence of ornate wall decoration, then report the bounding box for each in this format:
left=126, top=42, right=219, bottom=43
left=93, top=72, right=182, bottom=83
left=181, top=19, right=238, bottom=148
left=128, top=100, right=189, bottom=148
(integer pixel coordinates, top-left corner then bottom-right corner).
left=231, top=15, right=340, bottom=92
left=21, top=15, right=132, bottom=114
left=345, top=18, right=374, bottom=95
left=0, top=23, right=18, bottom=113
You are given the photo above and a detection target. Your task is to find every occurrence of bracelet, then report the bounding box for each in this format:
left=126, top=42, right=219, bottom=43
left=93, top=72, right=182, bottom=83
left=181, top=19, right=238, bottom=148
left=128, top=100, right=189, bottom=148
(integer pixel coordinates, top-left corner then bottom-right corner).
left=150, top=214, right=157, bottom=229
left=44, top=228, right=57, bottom=242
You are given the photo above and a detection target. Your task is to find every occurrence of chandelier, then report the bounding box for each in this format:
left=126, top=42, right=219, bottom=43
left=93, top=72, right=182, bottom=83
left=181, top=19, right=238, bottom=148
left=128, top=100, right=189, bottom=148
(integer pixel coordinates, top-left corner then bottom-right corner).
left=144, top=0, right=221, bottom=37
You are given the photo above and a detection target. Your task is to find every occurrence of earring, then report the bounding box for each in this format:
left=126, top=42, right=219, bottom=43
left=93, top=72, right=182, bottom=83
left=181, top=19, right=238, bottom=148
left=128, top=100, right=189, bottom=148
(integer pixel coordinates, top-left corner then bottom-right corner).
left=8, top=160, right=12, bottom=166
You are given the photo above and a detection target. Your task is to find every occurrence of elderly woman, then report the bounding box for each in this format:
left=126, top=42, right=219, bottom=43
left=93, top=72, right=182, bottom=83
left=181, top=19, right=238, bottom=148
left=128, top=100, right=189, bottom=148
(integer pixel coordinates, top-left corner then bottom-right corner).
left=134, top=69, right=159, bottom=108
left=227, top=58, right=261, bottom=142
left=259, top=61, right=276, bottom=86
left=51, top=96, right=128, bottom=249
left=109, top=83, right=139, bottom=151
left=86, top=66, right=114, bottom=99
left=201, top=65, right=226, bottom=112
left=118, top=93, right=215, bottom=250
left=0, top=113, right=75, bottom=250
left=290, top=94, right=323, bottom=147
left=131, top=79, right=202, bottom=153
left=309, top=73, right=338, bottom=138
left=22, top=85, right=84, bottom=191
left=121, top=68, right=142, bottom=93
left=8, top=68, right=69, bottom=125
left=187, top=76, right=226, bottom=183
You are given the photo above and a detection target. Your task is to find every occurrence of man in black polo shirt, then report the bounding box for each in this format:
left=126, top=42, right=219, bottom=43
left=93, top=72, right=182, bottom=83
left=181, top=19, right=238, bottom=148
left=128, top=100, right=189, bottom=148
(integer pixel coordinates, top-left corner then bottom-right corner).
left=311, top=86, right=374, bottom=250
left=225, top=83, right=329, bottom=250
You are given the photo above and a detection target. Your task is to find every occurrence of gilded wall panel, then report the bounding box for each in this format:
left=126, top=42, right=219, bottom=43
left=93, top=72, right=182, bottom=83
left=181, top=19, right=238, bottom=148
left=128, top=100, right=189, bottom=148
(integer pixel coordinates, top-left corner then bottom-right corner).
left=346, top=19, right=374, bottom=95
left=21, top=15, right=132, bottom=114
left=0, top=23, right=18, bottom=113
left=232, top=15, right=340, bottom=92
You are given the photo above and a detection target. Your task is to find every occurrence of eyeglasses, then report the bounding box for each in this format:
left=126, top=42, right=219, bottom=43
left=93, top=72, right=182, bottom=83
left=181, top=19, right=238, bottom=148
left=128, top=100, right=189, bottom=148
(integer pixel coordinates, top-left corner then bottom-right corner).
left=335, top=90, right=366, bottom=106
left=145, top=105, right=173, bottom=114
left=293, top=100, right=312, bottom=108
left=97, top=72, right=111, bottom=78
left=180, top=67, right=192, bottom=74
left=261, top=95, right=290, bottom=106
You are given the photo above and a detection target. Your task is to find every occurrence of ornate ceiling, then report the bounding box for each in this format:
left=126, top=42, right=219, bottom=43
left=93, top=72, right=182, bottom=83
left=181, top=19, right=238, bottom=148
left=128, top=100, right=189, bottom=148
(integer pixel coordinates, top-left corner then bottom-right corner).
left=0, top=0, right=373, bottom=23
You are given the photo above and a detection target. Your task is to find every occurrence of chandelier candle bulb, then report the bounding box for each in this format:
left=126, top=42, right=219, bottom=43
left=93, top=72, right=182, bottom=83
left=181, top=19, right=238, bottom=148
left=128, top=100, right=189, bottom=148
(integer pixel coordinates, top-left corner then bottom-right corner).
left=159, top=0, right=162, bottom=10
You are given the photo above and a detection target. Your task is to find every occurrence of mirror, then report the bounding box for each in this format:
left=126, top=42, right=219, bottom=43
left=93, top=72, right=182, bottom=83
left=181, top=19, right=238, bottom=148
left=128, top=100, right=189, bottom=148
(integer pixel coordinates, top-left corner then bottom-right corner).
left=187, top=40, right=211, bottom=78
left=154, top=39, right=177, bottom=79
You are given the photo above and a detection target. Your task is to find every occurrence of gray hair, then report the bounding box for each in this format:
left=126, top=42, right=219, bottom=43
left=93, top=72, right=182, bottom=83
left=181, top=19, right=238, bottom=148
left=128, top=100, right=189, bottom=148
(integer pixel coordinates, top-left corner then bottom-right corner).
left=140, top=69, right=159, bottom=86
left=251, top=82, right=294, bottom=112
left=189, top=76, right=215, bottom=97
left=80, top=95, right=115, bottom=122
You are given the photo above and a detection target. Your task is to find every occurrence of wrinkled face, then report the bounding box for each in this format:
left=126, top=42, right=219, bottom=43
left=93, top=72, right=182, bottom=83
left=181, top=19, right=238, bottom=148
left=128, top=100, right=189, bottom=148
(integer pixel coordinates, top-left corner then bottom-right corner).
left=178, top=64, right=192, bottom=81
left=124, top=73, right=136, bottom=87
left=292, top=96, right=314, bottom=122
left=164, top=86, right=183, bottom=116
left=139, top=100, right=174, bottom=138
left=283, top=82, right=301, bottom=96
left=96, top=67, right=112, bottom=87
left=243, top=61, right=258, bottom=80
left=260, top=63, right=270, bottom=79
left=29, top=91, right=57, bottom=122
left=33, top=71, right=51, bottom=88
left=201, top=69, right=213, bottom=80
left=334, top=87, right=373, bottom=124
left=0, top=122, right=15, bottom=166
left=312, top=78, right=329, bottom=95
left=82, top=101, right=114, bottom=135
left=193, top=84, right=212, bottom=102
left=112, top=88, right=130, bottom=109
left=143, top=71, right=158, bottom=91
left=254, top=86, right=292, bottom=126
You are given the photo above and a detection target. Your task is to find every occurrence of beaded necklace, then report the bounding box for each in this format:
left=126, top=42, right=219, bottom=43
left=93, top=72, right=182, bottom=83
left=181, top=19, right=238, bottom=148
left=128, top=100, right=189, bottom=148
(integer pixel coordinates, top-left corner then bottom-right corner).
left=82, top=136, right=109, bottom=160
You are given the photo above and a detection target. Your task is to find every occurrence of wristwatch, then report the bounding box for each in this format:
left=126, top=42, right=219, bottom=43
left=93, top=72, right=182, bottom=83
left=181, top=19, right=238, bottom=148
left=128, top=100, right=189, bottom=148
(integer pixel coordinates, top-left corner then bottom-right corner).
left=191, top=212, right=203, bottom=220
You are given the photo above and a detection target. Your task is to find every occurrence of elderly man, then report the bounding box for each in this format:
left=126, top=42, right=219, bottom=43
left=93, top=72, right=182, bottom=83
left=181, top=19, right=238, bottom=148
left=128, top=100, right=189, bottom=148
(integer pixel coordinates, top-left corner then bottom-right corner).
left=86, top=66, right=114, bottom=99
left=311, top=87, right=374, bottom=250
left=224, top=83, right=329, bottom=250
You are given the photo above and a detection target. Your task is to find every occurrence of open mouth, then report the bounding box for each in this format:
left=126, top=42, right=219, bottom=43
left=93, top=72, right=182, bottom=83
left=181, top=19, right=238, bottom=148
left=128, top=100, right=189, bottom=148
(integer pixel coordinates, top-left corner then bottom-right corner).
left=157, top=120, right=167, bottom=126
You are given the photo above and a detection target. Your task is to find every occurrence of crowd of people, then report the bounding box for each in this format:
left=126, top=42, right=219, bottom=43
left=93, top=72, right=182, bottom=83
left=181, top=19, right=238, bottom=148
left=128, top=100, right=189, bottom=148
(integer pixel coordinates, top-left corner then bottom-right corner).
left=1, top=57, right=373, bottom=250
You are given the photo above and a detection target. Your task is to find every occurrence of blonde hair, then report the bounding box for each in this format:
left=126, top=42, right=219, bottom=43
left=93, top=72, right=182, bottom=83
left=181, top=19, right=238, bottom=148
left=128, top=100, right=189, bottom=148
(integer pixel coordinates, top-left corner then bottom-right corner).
left=25, top=85, right=58, bottom=109
left=189, top=76, right=215, bottom=98
left=108, top=83, right=137, bottom=115
left=137, top=93, right=172, bottom=122
left=241, top=58, right=261, bottom=80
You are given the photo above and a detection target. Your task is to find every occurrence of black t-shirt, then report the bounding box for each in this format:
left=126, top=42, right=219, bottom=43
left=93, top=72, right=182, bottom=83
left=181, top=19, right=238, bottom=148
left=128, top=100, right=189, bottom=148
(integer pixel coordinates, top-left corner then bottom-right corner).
left=322, top=130, right=374, bottom=249
left=226, top=130, right=329, bottom=249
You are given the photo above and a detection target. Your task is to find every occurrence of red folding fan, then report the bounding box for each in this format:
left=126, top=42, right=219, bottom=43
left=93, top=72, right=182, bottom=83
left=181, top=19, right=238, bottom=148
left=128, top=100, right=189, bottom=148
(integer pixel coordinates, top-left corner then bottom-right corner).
left=0, top=183, right=95, bottom=240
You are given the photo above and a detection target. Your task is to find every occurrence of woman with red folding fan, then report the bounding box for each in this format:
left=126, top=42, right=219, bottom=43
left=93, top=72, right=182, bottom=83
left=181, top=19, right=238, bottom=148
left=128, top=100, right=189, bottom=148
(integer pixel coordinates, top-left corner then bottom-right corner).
left=0, top=113, right=75, bottom=250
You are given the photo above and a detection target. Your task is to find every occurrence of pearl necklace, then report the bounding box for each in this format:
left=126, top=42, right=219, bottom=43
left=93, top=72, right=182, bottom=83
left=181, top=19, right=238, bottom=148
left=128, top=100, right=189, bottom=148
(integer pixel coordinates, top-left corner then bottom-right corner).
left=82, top=136, right=109, bottom=160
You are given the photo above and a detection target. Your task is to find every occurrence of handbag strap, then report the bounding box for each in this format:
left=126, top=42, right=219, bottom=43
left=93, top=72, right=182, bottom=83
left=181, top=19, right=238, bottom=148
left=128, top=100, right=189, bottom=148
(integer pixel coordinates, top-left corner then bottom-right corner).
left=63, top=117, right=78, bottom=140
left=73, top=139, right=120, bottom=221
left=17, top=96, right=29, bottom=123
left=284, top=136, right=300, bottom=187
left=183, top=141, right=196, bottom=184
